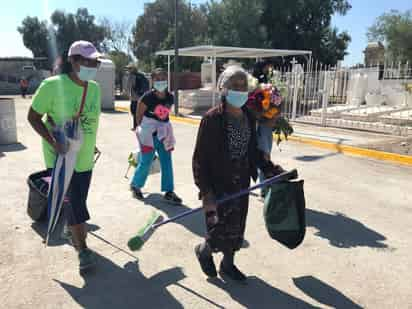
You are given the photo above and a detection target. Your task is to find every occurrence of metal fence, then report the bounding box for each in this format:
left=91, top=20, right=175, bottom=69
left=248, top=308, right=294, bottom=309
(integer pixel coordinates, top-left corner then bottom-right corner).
left=278, top=62, right=412, bottom=136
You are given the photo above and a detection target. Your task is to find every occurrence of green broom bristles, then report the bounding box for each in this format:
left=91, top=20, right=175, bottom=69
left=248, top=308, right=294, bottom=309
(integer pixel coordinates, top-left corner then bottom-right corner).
left=128, top=212, right=163, bottom=251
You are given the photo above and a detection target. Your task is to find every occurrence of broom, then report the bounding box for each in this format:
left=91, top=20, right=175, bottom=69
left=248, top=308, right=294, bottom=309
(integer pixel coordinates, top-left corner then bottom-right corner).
left=127, top=169, right=298, bottom=251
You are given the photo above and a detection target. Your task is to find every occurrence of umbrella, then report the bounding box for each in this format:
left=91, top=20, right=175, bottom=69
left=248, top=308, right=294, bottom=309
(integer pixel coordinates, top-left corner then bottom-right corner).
left=46, top=119, right=83, bottom=245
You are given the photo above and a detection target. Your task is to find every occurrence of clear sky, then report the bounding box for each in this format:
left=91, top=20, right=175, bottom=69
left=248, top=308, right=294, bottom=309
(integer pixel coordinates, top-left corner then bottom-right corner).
left=1, top=0, right=411, bottom=65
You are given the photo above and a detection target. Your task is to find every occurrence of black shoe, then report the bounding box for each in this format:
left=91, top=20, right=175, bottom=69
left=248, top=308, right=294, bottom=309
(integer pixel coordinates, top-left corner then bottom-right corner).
left=130, top=186, right=144, bottom=200
left=164, top=192, right=182, bottom=205
left=195, top=244, right=217, bottom=278
left=78, top=248, right=97, bottom=273
left=260, top=190, right=267, bottom=198
left=219, top=262, right=247, bottom=282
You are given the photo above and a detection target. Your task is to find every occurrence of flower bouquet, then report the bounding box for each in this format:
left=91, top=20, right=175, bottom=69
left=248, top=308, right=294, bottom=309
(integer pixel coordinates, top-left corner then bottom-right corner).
left=247, top=75, right=293, bottom=146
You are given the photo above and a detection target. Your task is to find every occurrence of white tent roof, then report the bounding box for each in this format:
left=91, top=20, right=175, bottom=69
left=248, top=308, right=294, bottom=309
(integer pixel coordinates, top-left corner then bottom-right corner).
left=156, top=45, right=312, bottom=59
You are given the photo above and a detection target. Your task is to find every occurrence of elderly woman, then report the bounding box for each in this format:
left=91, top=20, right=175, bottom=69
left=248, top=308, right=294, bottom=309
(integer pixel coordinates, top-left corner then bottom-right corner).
left=192, top=66, right=282, bottom=281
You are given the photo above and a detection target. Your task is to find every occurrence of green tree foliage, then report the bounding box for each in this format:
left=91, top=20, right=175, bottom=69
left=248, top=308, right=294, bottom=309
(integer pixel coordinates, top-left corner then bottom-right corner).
left=19, top=1, right=353, bottom=70
left=260, top=0, right=351, bottom=65
left=100, top=18, right=132, bottom=54
left=108, top=50, right=132, bottom=90
left=130, top=0, right=351, bottom=67
left=368, top=10, right=412, bottom=63
left=205, top=0, right=267, bottom=48
left=17, top=17, right=49, bottom=58
left=130, top=0, right=208, bottom=70
left=50, top=8, right=106, bottom=54
left=18, top=8, right=107, bottom=67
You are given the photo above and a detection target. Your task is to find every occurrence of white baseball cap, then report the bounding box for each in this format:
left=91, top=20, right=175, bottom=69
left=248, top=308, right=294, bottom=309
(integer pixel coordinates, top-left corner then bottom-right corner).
left=68, top=40, right=101, bottom=59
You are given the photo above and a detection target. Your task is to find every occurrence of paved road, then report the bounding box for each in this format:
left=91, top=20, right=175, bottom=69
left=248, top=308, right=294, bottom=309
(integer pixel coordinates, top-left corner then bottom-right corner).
left=1, top=97, right=411, bottom=308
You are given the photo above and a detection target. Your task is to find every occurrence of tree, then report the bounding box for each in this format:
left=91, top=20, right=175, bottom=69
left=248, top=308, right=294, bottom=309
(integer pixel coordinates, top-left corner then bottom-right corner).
left=260, top=0, right=351, bottom=66
left=50, top=8, right=106, bottom=54
left=130, top=0, right=175, bottom=67
left=108, top=50, right=132, bottom=91
left=99, top=18, right=134, bottom=90
left=100, top=18, right=132, bottom=54
left=205, top=0, right=267, bottom=48
left=18, top=8, right=107, bottom=68
left=17, top=17, right=49, bottom=57
left=129, top=0, right=351, bottom=69
left=130, top=0, right=208, bottom=70
left=203, top=0, right=351, bottom=66
left=319, top=27, right=351, bottom=66
left=368, top=10, right=412, bottom=63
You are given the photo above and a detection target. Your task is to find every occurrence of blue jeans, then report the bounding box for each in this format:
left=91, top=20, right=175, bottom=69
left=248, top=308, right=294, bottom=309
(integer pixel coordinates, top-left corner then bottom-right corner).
left=257, top=124, right=274, bottom=155
left=257, top=124, right=274, bottom=194
left=131, top=136, right=174, bottom=192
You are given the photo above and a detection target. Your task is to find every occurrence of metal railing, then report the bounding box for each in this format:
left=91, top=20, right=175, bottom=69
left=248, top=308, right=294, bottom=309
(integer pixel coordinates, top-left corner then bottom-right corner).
left=278, top=62, right=412, bottom=136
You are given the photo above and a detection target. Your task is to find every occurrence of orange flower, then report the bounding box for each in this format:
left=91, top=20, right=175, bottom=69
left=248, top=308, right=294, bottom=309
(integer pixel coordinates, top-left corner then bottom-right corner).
left=263, top=107, right=280, bottom=119
left=261, top=89, right=271, bottom=110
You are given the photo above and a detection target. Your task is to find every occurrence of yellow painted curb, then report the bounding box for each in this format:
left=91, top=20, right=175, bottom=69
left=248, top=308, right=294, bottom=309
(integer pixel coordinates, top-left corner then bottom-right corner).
left=115, top=106, right=130, bottom=113
left=287, top=135, right=412, bottom=166
left=114, top=106, right=412, bottom=166
left=170, top=115, right=201, bottom=125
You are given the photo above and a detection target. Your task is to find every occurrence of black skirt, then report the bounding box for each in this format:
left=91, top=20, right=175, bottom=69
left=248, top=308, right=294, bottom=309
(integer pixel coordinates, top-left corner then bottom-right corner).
left=206, top=158, right=251, bottom=253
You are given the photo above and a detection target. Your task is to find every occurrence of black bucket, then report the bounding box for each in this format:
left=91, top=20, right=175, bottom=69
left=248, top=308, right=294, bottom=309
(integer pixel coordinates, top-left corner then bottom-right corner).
left=27, top=170, right=51, bottom=222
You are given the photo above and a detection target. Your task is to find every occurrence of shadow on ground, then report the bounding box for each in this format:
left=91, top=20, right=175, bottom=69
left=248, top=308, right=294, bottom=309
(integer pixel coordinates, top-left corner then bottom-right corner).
left=101, top=109, right=127, bottom=114
left=294, top=139, right=344, bottom=162
left=31, top=220, right=100, bottom=247
left=142, top=194, right=257, bottom=249
left=0, top=143, right=27, bottom=153
left=143, top=193, right=205, bottom=238
left=294, top=153, right=341, bottom=162
left=207, top=276, right=320, bottom=308
left=55, top=258, right=190, bottom=308
left=293, top=275, right=363, bottom=309
left=307, top=209, right=387, bottom=249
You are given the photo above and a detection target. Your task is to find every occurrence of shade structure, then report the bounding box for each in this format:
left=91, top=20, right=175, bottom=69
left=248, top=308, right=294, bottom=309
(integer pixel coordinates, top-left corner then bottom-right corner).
left=156, top=45, right=312, bottom=106
left=156, top=45, right=311, bottom=59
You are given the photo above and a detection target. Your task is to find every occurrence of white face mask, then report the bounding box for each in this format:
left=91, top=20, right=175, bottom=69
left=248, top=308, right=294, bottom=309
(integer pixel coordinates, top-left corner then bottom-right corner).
left=78, top=65, right=97, bottom=81
left=153, top=80, right=168, bottom=92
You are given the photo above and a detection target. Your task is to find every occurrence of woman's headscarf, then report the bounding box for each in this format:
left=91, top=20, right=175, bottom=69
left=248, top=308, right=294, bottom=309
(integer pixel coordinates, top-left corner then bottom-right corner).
left=216, top=65, right=248, bottom=91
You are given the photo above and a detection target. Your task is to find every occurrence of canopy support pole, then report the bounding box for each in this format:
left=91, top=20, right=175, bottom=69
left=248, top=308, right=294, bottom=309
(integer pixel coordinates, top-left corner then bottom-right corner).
left=212, top=54, right=217, bottom=106
left=167, top=55, right=171, bottom=90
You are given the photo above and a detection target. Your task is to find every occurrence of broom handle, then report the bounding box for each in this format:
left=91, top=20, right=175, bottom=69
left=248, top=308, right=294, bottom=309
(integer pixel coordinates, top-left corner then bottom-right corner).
left=152, top=169, right=297, bottom=229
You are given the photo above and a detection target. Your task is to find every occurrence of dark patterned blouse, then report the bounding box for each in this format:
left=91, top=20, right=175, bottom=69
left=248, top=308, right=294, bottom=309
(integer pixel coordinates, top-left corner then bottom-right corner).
left=226, top=112, right=251, bottom=160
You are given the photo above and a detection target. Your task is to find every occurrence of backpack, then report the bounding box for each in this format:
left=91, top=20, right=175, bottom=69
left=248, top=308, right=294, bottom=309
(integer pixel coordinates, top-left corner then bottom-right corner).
left=134, top=72, right=150, bottom=96
left=263, top=179, right=306, bottom=249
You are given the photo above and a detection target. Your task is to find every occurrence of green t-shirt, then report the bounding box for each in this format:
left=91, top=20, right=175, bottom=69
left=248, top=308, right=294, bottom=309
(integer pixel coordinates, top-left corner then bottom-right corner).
left=31, top=74, right=101, bottom=172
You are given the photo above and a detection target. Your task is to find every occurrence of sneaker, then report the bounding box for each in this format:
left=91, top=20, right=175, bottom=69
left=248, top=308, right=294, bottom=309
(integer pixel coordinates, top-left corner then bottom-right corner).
left=130, top=186, right=144, bottom=200
left=219, top=262, right=247, bottom=282
left=164, top=192, right=182, bottom=205
left=195, top=244, right=217, bottom=278
left=78, top=248, right=97, bottom=271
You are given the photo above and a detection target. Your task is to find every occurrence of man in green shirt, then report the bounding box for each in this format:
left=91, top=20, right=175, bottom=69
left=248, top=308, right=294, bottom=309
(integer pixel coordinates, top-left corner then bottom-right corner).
left=28, top=41, right=101, bottom=272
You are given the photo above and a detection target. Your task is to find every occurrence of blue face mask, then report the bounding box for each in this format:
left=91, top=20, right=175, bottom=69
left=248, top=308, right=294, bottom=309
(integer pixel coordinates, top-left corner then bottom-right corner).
left=153, top=81, right=168, bottom=92
left=226, top=90, right=248, bottom=108
left=78, top=65, right=97, bottom=81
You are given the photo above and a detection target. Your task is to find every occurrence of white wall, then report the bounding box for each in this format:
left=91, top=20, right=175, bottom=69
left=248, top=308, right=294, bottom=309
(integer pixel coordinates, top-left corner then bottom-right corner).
left=95, top=59, right=115, bottom=110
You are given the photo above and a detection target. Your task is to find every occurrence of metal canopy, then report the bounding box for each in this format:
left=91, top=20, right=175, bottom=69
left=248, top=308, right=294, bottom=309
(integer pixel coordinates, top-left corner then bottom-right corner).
left=156, top=45, right=312, bottom=106
left=156, top=45, right=312, bottom=58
